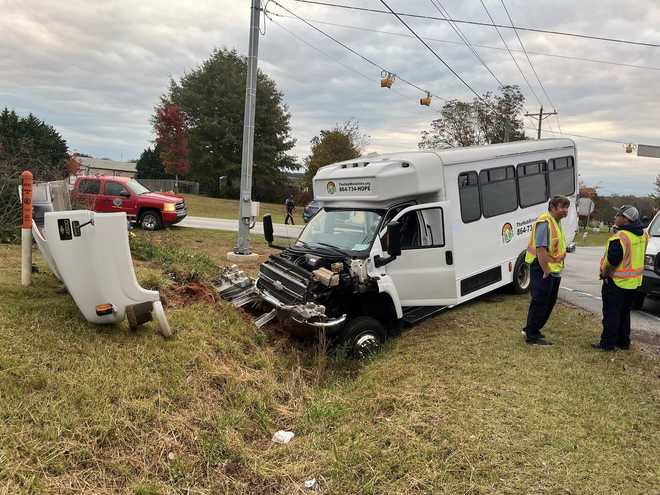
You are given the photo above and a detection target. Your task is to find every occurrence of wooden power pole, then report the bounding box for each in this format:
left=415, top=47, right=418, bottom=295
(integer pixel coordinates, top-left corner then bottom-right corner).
left=524, top=106, right=558, bottom=139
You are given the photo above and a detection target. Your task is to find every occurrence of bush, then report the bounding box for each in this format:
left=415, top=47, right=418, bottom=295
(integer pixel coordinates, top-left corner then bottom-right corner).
left=0, top=177, right=21, bottom=243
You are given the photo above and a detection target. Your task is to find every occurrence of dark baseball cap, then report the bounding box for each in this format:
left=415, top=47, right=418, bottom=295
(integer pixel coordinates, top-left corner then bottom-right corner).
left=615, top=205, right=640, bottom=222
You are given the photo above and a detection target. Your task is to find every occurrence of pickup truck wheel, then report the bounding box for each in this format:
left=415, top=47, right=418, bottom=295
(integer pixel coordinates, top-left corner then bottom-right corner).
left=339, top=316, right=386, bottom=358
left=511, top=253, right=531, bottom=294
left=140, top=210, right=162, bottom=231
left=632, top=291, right=646, bottom=310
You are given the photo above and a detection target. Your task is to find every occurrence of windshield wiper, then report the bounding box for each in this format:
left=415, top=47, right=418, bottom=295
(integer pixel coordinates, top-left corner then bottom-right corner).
left=314, top=242, right=349, bottom=257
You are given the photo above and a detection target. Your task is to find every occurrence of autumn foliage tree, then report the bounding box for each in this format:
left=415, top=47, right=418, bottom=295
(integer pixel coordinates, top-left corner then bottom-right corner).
left=65, top=154, right=82, bottom=176
left=154, top=104, right=191, bottom=179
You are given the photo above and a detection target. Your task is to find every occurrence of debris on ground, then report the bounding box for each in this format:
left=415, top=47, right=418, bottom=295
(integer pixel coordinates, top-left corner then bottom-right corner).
left=303, top=478, right=320, bottom=490
left=271, top=430, right=295, bottom=444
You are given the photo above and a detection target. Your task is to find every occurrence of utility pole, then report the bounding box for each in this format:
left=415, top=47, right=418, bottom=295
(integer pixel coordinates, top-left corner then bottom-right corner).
left=524, top=106, right=558, bottom=140
left=233, top=0, right=261, bottom=257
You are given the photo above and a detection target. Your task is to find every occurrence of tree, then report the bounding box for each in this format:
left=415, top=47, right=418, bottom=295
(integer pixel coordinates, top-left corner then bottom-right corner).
left=0, top=108, right=68, bottom=179
left=65, top=154, right=81, bottom=176
left=0, top=108, right=68, bottom=242
left=303, top=121, right=365, bottom=190
left=136, top=145, right=172, bottom=179
left=153, top=104, right=191, bottom=178
left=158, top=48, right=297, bottom=200
left=419, top=100, right=478, bottom=149
left=419, top=85, right=526, bottom=150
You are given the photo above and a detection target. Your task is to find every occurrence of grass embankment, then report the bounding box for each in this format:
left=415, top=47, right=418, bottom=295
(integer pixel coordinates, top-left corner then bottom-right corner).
left=182, top=194, right=296, bottom=224
left=0, top=228, right=658, bottom=494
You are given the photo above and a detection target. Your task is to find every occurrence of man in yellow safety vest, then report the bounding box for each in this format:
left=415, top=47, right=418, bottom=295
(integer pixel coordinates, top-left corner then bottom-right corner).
left=522, top=196, right=571, bottom=345
left=594, top=205, right=649, bottom=351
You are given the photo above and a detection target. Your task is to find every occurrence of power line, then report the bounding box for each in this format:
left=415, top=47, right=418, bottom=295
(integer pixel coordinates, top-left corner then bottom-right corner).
left=268, top=0, right=445, bottom=101
left=267, top=3, right=655, bottom=147
left=500, top=0, right=556, bottom=110
left=268, top=13, right=660, bottom=72
left=290, top=0, right=660, bottom=49
left=429, top=0, right=505, bottom=88
left=377, top=0, right=484, bottom=101
left=499, top=0, right=562, bottom=134
left=479, top=0, right=542, bottom=107
left=267, top=14, right=435, bottom=104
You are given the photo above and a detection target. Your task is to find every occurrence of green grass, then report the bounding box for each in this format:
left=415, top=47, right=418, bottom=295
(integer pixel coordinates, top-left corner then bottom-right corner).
left=574, top=230, right=612, bottom=247
left=0, top=231, right=658, bottom=494
left=182, top=194, right=300, bottom=224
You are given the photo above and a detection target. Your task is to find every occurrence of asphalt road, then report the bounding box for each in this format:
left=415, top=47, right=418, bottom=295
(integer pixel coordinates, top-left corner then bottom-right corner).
left=178, top=216, right=303, bottom=239
left=561, top=246, right=660, bottom=344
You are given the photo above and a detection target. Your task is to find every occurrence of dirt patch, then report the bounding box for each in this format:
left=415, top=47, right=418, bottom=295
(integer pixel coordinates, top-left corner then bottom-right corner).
left=161, top=281, right=218, bottom=308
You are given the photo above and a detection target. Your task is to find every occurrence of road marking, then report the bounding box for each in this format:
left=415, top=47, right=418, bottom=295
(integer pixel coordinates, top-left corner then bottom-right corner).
left=562, top=286, right=599, bottom=299
left=640, top=311, right=660, bottom=322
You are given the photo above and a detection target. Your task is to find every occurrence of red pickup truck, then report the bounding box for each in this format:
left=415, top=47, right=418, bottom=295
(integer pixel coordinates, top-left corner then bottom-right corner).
left=71, top=176, right=187, bottom=230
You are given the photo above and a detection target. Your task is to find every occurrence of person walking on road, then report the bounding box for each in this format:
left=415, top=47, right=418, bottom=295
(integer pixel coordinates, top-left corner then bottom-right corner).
left=284, top=194, right=296, bottom=225
left=594, top=205, right=649, bottom=351
left=522, top=196, right=571, bottom=346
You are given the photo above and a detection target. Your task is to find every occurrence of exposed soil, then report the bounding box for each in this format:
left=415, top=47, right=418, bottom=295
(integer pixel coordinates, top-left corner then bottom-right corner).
left=161, top=281, right=218, bottom=308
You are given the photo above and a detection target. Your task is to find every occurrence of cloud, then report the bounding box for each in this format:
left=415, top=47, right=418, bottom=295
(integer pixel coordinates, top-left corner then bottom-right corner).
left=1, top=0, right=659, bottom=194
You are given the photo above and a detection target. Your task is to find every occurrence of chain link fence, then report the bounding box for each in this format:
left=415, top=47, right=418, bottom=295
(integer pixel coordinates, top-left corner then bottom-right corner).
left=137, top=179, right=199, bottom=195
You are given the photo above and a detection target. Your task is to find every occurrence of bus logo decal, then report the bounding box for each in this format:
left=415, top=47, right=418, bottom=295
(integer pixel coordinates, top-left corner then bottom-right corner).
left=502, top=222, right=514, bottom=244
left=326, top=181, right=336, bottom=195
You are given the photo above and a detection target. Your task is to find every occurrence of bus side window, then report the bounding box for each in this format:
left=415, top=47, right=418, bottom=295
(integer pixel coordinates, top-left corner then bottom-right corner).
left=517, top=161, right=547, bottom=207
left=399, top=207, right=445, bottom=249
left=548, top=156, right=575, bottom=196
left=458, top=171, right=480, bottom=223
left=479, top=166, right=518, bottom=217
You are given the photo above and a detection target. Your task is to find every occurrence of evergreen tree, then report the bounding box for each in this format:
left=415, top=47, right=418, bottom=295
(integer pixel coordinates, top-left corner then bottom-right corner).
left=158, top=48, right=297, bottom=201
left=136, top=145, right=172, bottom=179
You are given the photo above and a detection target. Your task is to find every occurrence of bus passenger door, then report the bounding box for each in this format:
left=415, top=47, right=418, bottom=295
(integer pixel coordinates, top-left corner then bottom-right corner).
left=384, top=202, right=457, bottom=306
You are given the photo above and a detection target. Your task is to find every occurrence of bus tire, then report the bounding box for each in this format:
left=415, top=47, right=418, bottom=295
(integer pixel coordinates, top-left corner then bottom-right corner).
left=511, top=253, right=531, bottom=294
left=339, top=316, right=386, bottom=358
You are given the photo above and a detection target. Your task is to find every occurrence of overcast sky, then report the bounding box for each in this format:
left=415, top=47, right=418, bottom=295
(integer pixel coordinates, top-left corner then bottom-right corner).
left=2, top=0, right=659, bottom=194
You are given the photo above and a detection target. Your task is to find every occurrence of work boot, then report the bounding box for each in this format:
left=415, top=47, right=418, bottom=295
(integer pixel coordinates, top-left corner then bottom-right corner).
left=521, top=330, right=546, bottom=339
left=591, top=343, right=616, bottom=351
left=526, top=337, right=553, bottom=346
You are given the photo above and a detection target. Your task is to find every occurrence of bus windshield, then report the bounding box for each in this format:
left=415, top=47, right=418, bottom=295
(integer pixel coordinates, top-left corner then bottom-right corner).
left=297, top=208, right=383, bottom=253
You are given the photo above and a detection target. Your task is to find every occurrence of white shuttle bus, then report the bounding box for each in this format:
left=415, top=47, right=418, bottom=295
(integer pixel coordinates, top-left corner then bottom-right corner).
left=221, top=139, right=579, bottom=355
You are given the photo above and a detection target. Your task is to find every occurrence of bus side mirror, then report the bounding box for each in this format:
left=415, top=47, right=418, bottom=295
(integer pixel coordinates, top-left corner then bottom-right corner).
left=263, top=214, right=274, bottom=246
left=387, top=221, right=401, bottom=258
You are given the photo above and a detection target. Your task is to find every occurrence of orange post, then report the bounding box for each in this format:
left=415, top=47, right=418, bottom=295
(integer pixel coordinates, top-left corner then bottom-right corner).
left=21, top=171, right=33, bottom=286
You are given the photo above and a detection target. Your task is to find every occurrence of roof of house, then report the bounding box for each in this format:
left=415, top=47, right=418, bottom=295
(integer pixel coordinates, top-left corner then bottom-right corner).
left=77, top=157, right=137, bottom=173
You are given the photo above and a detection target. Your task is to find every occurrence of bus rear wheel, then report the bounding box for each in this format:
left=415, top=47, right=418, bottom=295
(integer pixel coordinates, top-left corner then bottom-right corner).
left=511, top=253, right=531, bottom=294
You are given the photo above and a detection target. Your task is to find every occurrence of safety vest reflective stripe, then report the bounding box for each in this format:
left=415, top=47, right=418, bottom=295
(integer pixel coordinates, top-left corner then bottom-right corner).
left=526, top=214, right=565, bottom=261
left=601, top=230, right=647, bottom=289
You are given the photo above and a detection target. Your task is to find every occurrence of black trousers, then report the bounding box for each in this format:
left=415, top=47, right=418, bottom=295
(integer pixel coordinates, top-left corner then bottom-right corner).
left=600, top=280, right=635, bottom=348
left=285, top=211, right=295, bottom=224
left=524, top=261, right=561, bottom=338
